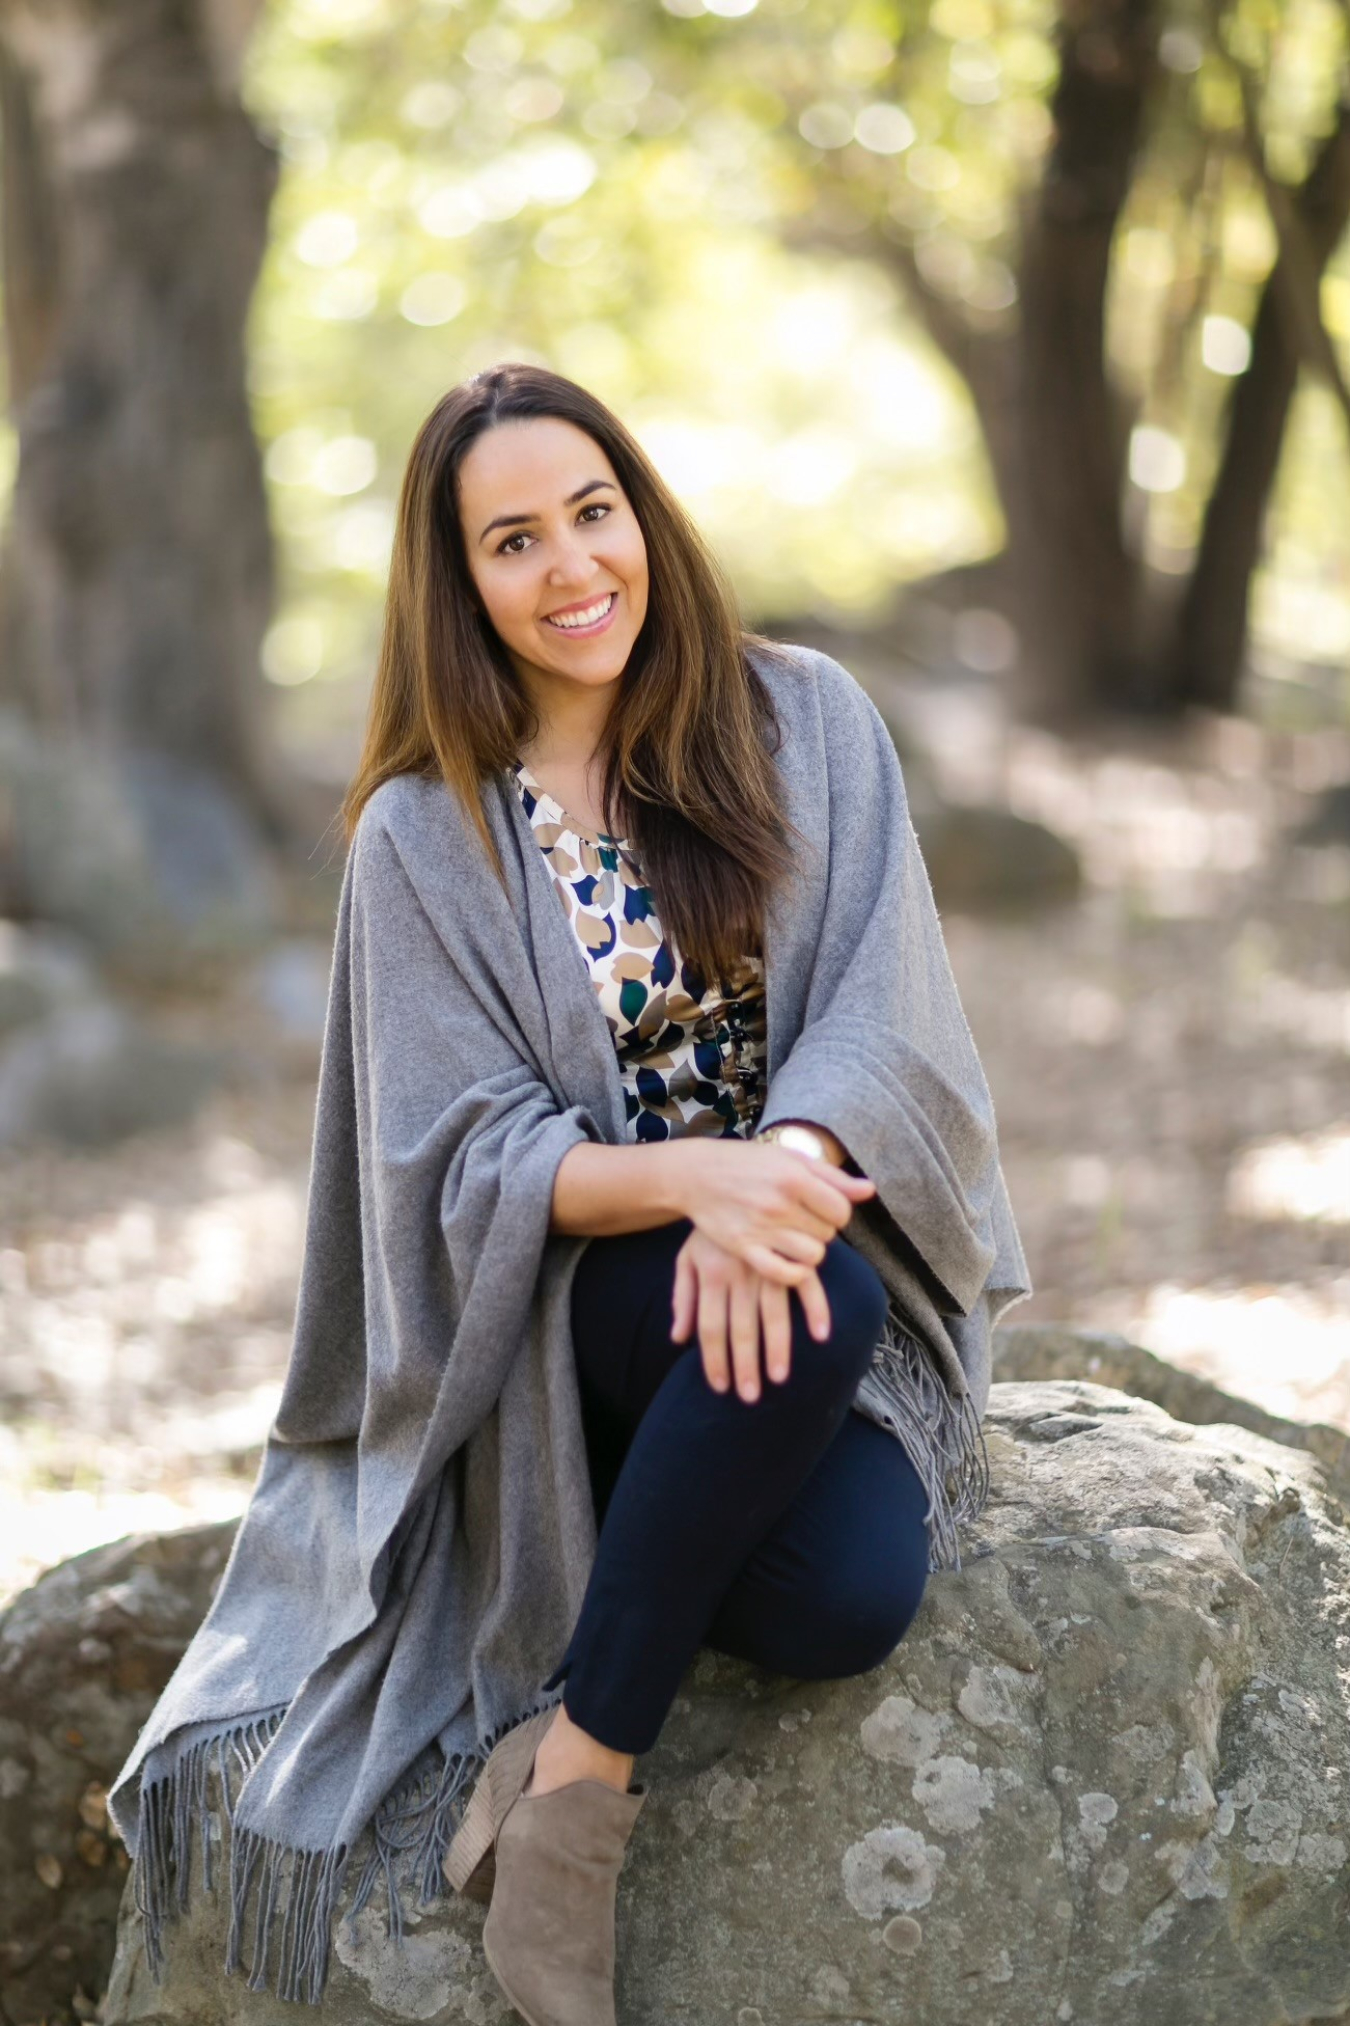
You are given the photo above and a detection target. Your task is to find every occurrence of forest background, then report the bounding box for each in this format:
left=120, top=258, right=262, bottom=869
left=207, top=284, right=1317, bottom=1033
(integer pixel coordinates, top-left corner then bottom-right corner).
left=0, top=0, right=1346, bottom=1616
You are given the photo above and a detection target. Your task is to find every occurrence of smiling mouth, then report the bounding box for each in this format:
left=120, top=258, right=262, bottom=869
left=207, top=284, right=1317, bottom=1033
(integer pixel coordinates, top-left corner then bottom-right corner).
left=542, top=591, right=618, bottom=634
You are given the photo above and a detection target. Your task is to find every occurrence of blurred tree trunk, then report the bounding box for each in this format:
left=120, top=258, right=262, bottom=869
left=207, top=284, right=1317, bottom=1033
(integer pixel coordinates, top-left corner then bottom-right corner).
left=987, top=0, right=1157, bottom=722
left=0, top=0, right=285, bottom=827
left=1171, top=101, right=1350, bottom=714
left=816, top=0, right=1161, bottom=724
left=0, top=39, right=59, bottom=405
left=791, top=1, right=1346, bottom=727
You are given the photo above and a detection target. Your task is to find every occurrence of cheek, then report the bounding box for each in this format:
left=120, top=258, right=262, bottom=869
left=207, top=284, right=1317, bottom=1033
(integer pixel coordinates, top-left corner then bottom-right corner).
left=613, top=525, right=649, bottom=589
left=480, top=567, right=534, bottom=631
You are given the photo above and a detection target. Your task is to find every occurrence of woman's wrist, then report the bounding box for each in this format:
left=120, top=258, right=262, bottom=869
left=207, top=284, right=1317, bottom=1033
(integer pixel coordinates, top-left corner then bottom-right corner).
left=654, top=1138, right=703, bottom=1224
left=550, top=1138, right=702, bottom=1237
left=757, top=1118, right=849, bottom=1168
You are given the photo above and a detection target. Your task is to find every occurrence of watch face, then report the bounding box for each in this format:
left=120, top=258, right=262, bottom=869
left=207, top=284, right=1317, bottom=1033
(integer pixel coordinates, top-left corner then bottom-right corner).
left=780, top=1126, right=825, bottom=1158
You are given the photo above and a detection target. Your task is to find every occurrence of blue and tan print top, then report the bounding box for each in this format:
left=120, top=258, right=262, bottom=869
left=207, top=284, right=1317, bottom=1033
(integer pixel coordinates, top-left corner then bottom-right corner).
left=509, top=758, right=768, bottom=1143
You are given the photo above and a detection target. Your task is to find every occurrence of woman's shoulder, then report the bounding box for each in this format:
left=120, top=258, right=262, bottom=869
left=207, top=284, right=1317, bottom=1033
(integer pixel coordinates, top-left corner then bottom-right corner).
left=358, top=769, right=444, bottom=834
left=743, top=636, right=880, bottom=732
left=348, top=769, right=482, bottom=903
left=351, top=770, right=441, bottom=859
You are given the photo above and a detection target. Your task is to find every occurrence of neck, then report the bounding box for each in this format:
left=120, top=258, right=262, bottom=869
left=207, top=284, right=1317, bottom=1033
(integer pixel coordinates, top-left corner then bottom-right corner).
left=513, top=659, right=619, bottom=771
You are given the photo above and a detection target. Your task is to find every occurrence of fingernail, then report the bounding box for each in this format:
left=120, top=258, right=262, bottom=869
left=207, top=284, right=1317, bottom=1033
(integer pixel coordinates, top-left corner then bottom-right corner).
left=741, top=1385, right=759, bottom=1402
left=770, top=1364, right=788, bottom=1382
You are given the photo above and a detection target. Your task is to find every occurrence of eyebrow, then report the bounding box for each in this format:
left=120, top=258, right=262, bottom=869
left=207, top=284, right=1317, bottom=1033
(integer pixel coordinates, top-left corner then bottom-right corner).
left=478, top=478, right=617, bottom=546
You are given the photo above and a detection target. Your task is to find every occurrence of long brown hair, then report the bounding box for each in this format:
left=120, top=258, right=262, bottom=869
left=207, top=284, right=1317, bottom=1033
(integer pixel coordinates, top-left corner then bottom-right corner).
left=340, top=362, right=808, bottom=987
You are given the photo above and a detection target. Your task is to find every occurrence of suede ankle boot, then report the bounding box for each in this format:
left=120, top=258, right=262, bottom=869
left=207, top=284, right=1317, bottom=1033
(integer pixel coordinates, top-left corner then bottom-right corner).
left=480, top=1774, right=647, bottom=2026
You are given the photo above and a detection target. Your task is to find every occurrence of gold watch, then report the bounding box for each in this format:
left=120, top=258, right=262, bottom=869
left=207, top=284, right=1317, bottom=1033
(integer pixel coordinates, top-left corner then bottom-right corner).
left=755, top=1123, right=828, bottom=1161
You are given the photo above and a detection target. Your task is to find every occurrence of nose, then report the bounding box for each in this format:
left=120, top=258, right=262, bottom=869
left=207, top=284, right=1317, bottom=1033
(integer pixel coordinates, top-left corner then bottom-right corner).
left=547, top=526, right=602, bottom=586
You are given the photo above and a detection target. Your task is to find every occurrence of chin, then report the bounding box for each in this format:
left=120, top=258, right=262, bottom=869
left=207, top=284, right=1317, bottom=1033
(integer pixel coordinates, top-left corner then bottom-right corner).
left=534, top=630, right=637, bottom=675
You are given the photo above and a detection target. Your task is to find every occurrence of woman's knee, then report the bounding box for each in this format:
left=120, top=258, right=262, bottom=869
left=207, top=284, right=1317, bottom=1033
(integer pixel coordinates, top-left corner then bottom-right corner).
left=792, top=1558, right=930, bottom=1679
left=789, top=1236, right=889, bottom=1390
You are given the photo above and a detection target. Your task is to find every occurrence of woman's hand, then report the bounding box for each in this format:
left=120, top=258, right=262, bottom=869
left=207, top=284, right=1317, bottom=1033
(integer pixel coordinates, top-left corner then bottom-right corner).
left=671, top=1138, right=877, bottom=1286
left=670, top=1225, right=832, bottom=1403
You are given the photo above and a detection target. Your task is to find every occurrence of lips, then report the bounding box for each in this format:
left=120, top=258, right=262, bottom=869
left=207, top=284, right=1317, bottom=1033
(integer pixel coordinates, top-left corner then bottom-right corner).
left=542, top=591, right=618, bottom=633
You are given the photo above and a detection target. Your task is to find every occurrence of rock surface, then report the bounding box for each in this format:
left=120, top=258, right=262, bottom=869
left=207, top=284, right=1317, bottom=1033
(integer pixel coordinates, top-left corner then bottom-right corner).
left=869, top=701, right=1082, bottom=918
left=0, top=711, right=279, bottom=983
left=0, top=919, right=225, bottom=1150
left=995, top=1322, right=1350, bottom=1508
left=914, top=802, right=1082, bottom=916
left=95, top=1380, right=1350, bottom=2026
left=0, top=1525, right=234, bottom=2026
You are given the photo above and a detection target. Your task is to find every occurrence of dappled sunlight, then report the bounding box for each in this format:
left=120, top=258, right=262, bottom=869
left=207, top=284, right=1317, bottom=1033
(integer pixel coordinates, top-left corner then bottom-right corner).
left=0, top=1107, right=310, bottom=1604
left=1227, top=1127, right=1350, bottom=1225
left=1233, top=968, right=1350, bottom=1053
left=3, top=656, right=1344, bottom=1607
left=855, top=642, right=1350, bottom=1454
left=0, top=1476, right=258, bottom=1606
left=1100, top=1280, right=1350, bottom=1433
left=3, top=0, right=1349, bottom=1625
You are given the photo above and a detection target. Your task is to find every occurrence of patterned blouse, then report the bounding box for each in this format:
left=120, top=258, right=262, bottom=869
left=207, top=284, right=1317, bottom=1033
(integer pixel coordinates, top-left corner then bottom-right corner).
left=509, top=758, right=768, bottom=1142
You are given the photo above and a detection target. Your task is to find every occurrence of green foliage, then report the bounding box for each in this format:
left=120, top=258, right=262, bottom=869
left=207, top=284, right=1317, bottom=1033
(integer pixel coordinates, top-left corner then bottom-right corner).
left=234, top=0, right=1349, bottom=744
left=0, top=0, right=1346, bottom=742
left=239, top=0, right=1033, bottom=738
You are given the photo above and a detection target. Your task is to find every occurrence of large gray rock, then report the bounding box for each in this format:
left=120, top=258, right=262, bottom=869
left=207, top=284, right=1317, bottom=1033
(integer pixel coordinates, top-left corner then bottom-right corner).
left=0, top=918, right=98, bottom=1037
left=244, top=938, right=336, bottom=1052
left=0, top=995, right=225, bottom=1151
left=995, top=1322, right=1350, bottom=1510
left=0, top=711, right=280, bottom=983
left=0, top=917, right=226, bottom=1149
left=0, top=1525, right=233, bottom=2026
left=868, top=699, right=1082, bottom=919
left=912, top=803, right=1082, bottom=917
left=97, top=1381, right=1350, bottom=2026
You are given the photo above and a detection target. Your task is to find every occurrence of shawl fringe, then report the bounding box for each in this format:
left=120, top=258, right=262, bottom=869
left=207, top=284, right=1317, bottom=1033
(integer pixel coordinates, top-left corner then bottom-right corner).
left=851, top=1300, right=992, bottom=1574
left=129, top=1689, right=564, bottom=2006
left=127, top=1305, right=991, bottom=2001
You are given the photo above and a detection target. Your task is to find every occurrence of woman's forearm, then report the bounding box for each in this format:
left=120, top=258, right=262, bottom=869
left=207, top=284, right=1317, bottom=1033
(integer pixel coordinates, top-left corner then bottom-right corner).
left=549, top=1140, right=694, bottom=1238
left=550, top=1119, right=859, bottom=1240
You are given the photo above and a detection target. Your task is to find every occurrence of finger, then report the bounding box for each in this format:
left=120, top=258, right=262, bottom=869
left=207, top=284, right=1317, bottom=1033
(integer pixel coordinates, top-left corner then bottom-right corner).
left=737, top=1231, right=810, bottom=1280
left=760, top=1277, right=792, bottom=1383
left=821, top=1165, right=878, bottom=1194
left=740, top=1226, right=828, bottom=1273
left=794, top=1267, right=833, bottom=1343
left=764, top=1152, right=875, bottom=1235
left=798, top=1175, right=871, bottom=1231
left=697, top=1270, right=732, bottom=1395
left=741, top=1241, right=815, bottom=1287
left=670, top=1250, right=690, bottom=1342
left=726, top=1275, right=762, bottom=1404
left=764, top=1185, right=837, bottom=1247
left=728, top=1272, right=763, bottom=1403
left=787, top=1164, right=877, bottom=1229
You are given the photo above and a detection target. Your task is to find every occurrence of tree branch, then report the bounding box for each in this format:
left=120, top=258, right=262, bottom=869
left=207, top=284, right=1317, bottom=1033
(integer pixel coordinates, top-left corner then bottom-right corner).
left=1213, top=8, right=1350, bottom=431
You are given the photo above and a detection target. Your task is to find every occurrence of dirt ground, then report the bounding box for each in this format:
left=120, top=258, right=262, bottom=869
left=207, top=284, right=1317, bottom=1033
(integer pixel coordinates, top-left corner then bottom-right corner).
left=2, top=660, right=1347, bottom=1608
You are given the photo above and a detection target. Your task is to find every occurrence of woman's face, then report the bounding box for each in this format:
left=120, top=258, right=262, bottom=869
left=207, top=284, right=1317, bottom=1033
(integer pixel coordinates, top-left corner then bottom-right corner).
left=458, top=415, right=649, bottom=712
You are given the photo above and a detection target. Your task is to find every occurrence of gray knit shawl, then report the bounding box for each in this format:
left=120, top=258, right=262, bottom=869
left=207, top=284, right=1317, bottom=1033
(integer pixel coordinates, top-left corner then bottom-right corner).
left=106, top=640, right=1031, bottom=2003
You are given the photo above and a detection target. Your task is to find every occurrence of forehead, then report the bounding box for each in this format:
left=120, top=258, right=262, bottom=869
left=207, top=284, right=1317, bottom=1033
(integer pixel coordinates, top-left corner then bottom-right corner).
left=457, top=416, right=617, bottom=508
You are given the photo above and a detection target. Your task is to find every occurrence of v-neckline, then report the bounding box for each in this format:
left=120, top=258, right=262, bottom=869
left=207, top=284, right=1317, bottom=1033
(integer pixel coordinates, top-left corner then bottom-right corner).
left=511, top=758, right=631, bottom=850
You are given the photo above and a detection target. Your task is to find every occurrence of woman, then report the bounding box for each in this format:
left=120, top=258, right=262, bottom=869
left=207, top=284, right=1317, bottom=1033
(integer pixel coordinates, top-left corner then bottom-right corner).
left=107, top=363, right=1031, bottom=2022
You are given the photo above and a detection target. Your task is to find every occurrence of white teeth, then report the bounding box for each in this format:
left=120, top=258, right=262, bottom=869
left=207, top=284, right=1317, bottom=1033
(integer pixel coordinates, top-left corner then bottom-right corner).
left=545, top=593, right=614, bottom=630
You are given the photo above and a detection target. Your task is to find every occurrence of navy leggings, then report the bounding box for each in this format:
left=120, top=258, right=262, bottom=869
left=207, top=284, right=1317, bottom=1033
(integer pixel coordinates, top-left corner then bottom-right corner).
left=540, top=1216, right=933, bottom=1755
